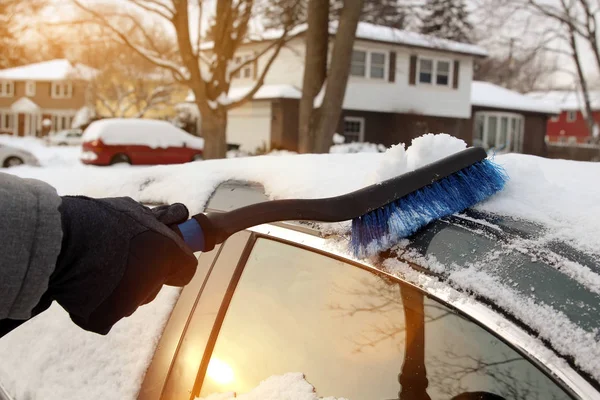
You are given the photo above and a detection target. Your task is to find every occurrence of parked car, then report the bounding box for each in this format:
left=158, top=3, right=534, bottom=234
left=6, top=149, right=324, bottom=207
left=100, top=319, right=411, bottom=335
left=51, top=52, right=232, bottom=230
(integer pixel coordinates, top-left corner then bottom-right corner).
left=1, top=174, right=598, bottom=399
left=46, top=129, right=83, bottom=146
left=0, top=137, right=39, bottom=168
left=80, top=118, right=204, bottom=166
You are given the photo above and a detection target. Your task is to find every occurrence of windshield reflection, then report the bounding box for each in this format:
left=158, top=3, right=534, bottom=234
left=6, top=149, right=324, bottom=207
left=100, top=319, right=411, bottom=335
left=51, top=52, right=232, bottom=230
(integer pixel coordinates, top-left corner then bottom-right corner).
left=198, top=239, right=571, bottom=400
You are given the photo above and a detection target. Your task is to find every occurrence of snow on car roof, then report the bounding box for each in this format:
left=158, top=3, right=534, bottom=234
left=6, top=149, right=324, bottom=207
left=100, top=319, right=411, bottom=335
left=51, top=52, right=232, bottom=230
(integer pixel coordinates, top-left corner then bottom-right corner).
left=2, top=134, right=600, bottom=398
left=471, top=81, right=560, bottom=114
left=0, top=59, right=97, bottom=81
left=82, top=118, right=205, bottom=150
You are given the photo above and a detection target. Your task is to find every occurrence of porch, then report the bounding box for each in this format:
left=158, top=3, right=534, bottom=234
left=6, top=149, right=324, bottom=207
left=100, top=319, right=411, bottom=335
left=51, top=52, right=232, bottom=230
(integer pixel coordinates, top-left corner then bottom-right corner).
left=0, top=98, right=76, bottom=137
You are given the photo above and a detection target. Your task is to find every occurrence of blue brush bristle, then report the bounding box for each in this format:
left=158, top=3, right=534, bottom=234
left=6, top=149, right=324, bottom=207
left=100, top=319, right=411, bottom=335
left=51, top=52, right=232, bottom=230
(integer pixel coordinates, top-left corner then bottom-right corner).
left=350, top=159, right=508, bottom=258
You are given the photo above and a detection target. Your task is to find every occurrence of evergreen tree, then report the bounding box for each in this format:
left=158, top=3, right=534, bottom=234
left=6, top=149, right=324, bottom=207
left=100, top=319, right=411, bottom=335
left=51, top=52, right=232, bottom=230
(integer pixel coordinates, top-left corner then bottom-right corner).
left=420, top=0, right=473, bottom=43
left=332, top=0, right=412, bottom=30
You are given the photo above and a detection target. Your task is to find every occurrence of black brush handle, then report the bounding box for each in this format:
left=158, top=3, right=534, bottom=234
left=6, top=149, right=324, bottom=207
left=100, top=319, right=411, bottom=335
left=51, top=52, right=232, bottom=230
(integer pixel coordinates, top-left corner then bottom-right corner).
left=184, top=147, right=487, bottom=251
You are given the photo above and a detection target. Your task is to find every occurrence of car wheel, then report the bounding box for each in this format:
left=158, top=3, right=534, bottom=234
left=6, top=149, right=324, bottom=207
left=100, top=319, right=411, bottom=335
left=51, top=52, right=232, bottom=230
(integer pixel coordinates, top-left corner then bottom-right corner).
left=3, top=156, right=24, bottom=168
left=192, top=154, right=203, bottom=161
left=110, top=154, right=131, bottom=165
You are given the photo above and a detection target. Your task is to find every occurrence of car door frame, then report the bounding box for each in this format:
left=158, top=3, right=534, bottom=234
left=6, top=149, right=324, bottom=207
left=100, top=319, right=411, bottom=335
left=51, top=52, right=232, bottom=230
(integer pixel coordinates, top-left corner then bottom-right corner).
left=138, top=223, right=599, bottom=400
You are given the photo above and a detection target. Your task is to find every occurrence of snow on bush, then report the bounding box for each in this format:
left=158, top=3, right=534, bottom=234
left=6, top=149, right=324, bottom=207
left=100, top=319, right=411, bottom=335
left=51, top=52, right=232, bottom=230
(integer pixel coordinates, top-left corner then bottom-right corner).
left=197, top=373, right=347, bottom=400
left=332, top=133, right=345, bottom=144
left=329, top=141, right=386, bottom=154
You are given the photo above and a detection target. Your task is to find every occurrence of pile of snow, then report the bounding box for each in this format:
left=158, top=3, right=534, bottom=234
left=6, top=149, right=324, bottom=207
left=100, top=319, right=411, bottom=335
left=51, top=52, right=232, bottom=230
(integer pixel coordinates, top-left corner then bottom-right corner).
left=332, top=133, right=345, bottom=145
left=72, top=106, right=96, bottom=129
left=471, top=81, right=559, bottom=114
left=0, top=135, right=80, bottom=167
left=329, top=142, right=386, bottom=154
left=198, top=373, right=346, bottom=400
left=82, top=119, right=204, bottom=150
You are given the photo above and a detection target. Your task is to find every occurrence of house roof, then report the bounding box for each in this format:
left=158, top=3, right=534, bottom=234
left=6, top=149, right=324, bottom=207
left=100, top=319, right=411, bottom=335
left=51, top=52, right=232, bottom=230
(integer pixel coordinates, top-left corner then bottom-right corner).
left=10, top=97, right=40, bottom=113
left=203, top=22, right=488, bottom=58
left=0, top=59, right=97, bottom=81
left=185, top=84, right=301, bottom=103
left=471, top=81, right=560, bottom=115
left=527, top=90, right=600, bottom=111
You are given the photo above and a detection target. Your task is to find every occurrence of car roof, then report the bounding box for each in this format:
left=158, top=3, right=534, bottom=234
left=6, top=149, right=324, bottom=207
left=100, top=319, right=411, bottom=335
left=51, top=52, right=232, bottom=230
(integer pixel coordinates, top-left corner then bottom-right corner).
left=205, top=179, right=600, bottom=391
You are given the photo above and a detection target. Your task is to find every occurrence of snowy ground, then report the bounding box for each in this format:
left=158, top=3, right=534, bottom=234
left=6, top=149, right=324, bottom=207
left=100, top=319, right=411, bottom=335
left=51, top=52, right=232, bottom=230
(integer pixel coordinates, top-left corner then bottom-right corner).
left=1, top=134, right=600, bottom=399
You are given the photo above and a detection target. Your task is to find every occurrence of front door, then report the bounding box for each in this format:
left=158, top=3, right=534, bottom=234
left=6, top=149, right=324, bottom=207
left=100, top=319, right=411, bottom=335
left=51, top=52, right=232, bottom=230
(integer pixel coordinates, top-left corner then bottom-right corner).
left=17, top=114, right=25, bottom=137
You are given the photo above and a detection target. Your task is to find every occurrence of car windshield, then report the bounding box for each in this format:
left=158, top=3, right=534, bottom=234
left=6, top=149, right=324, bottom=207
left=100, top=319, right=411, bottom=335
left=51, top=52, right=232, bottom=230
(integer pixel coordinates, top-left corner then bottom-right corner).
left=198, top=238, right=572, bottom=400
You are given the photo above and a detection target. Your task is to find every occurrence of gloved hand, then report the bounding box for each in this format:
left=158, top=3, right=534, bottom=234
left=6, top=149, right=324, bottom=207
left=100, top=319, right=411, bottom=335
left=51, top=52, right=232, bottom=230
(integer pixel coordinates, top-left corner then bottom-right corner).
left=43, top=196, right=198, bottom=335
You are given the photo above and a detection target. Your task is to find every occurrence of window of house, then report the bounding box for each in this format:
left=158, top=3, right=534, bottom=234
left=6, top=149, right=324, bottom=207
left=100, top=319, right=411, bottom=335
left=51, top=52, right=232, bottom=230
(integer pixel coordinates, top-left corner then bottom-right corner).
left=369, top=52, right=386, bottom=79
left=0, top=112, right=14, bottom=131
left=232, top=55, right=254, bottom=79
left=342, top=116, right=365, bottom=142
left=51, top=114, right=74, bottom=131
left=418, top=58, right=452, bottom=87
left=550, top=115, right=559, bottom=122
left=0, top=81, right=14, bottom=97
left=418, top=59, right=433, bottom=84
left=51, top=82, right=73, bottom=99
left=436, top=61, right=450, bottom=85
left=566, top=111, right=577, bottom=122
left=350, top=50, right=367, bottom=77
left=474, top=112, right=524, bottom=153
left=350, top=50, right=387, bottom=80
left=198, top=238, right=572, bottom=400
left=25, top=81, right=36, bottom=97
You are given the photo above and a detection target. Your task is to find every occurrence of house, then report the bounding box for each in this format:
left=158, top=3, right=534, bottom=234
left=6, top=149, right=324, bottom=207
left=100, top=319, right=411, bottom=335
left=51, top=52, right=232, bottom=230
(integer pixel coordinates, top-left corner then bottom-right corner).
left=527, top=90, right=600, bottom=144
left=0, top=59, right=95, bottom=137
left=471, top=81, right=559, bottom=156
left=187, top=22, right=488, bottom=152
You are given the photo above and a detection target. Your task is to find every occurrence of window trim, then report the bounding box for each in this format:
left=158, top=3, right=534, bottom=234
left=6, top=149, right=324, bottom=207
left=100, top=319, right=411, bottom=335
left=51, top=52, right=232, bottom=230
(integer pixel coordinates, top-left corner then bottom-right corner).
left=417, top=56, right=453, bottom=87
left=474, top=111, right=524, bottom=153
left=566, top=110, right=577, bottom=123
left=342, top=116, right=365, bottom=142
left=51, top=82, right=73, bottom=99
left=25, top=81, right=36, bottom=97
left=350, top=49, right=388, bottom=81
left=0, top=81, right=14, bottom=98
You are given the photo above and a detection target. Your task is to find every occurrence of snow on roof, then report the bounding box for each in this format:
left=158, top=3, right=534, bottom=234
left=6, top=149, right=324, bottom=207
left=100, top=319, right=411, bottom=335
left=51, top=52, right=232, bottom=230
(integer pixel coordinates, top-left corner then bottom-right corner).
left=471, top=81, right=560, bottom=114
left=350, top=21, right=487, bottom=57
left=527, top=90, right=600, bottom=111
left=0, top=59, right=97, bottom=81
left=203, top=22, right=487, bottom=57
left=185, top=84, right=302, bottom=103
left=10, top=97, right=40, bottom=113
left=1, top=135, right=600, bottom=397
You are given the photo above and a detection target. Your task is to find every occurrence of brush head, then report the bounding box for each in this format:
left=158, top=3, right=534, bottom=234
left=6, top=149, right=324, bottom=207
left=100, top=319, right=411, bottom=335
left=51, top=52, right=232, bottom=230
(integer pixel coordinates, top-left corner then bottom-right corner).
left=350, top=158, right=508, bottom=258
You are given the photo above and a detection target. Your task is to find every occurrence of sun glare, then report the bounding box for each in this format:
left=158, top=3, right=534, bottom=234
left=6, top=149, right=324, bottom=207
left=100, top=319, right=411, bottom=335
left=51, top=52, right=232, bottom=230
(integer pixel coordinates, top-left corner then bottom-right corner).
left=206, top=357, right=235, bottom=385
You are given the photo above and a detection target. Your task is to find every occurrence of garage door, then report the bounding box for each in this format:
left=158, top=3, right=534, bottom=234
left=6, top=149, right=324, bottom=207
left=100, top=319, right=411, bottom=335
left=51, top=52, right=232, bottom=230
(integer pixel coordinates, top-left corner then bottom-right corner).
left=227, top=101, right=272, bottom=153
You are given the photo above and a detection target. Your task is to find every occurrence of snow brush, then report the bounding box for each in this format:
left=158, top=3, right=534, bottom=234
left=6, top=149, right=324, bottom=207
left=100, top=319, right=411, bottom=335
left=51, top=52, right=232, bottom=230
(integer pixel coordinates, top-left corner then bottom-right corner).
left=176, top=147, right=508, bottom=258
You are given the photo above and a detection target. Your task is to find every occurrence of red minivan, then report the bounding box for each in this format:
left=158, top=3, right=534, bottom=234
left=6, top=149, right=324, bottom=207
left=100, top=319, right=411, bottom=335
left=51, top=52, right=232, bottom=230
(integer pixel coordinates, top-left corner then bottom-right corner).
left=80, top=118, right=204, bottom=166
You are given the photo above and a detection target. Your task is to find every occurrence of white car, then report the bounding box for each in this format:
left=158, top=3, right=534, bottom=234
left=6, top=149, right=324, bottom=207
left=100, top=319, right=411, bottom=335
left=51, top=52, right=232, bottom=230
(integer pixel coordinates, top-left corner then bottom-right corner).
left=47, top=129, right=83, bottom=146
left=0, top=143, right=38, bottom=168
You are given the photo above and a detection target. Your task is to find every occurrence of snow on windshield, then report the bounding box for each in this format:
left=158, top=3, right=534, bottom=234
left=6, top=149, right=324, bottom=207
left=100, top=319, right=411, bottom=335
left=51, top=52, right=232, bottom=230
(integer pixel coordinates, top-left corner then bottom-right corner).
left=197, top=373, right=346, bottom=400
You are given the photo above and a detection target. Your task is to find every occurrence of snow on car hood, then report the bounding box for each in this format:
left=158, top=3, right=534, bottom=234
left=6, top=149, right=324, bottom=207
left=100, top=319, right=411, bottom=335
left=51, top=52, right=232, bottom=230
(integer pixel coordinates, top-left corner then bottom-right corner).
left=2, top=134, right=600, bottom=398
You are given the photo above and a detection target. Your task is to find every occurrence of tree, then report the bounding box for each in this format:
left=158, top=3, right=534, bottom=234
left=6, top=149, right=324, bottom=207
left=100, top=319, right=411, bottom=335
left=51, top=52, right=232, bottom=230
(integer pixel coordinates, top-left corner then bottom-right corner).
left=0, top=0, right=44, bottom=68
left=71, top=0, right=301, bottom=159
left=331, top=0, right=413, bottom=30
left=421, top=0, right=474, bottom=43
left=298, top=0, right=365, bottom=154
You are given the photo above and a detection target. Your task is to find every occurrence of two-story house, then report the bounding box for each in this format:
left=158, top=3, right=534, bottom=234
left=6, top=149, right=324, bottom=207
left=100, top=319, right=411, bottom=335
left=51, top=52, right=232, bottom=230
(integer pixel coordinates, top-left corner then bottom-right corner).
left=187, top=22, right=485, bottom=152
left=0, top=59, right=95, bottom=137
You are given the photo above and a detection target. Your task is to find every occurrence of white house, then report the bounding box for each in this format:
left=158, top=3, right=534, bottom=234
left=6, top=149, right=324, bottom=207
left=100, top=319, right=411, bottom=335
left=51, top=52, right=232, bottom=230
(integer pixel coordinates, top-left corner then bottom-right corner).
left=184, top=22, right=488, bottom=152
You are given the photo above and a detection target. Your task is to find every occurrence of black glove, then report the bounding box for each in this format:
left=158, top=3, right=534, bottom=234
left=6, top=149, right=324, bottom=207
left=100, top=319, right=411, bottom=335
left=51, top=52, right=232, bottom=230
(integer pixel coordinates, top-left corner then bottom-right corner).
left=45, top=196, right=198, bottom=335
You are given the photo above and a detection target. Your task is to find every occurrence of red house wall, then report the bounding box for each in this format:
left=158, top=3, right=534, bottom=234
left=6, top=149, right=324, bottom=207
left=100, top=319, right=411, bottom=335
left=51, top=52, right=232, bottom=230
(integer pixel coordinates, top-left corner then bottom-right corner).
left=546, top=110, right=600, bottom=143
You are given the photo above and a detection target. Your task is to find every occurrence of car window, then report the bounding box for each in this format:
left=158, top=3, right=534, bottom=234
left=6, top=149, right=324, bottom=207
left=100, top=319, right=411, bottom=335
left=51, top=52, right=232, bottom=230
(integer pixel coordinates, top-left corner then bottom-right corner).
left=198, top=238, right=572, bottom=400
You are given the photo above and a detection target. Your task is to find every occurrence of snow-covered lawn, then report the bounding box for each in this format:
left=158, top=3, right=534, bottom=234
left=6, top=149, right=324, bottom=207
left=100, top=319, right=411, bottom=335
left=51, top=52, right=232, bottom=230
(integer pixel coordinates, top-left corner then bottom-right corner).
left=1, top=133, right=600, bottom=400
